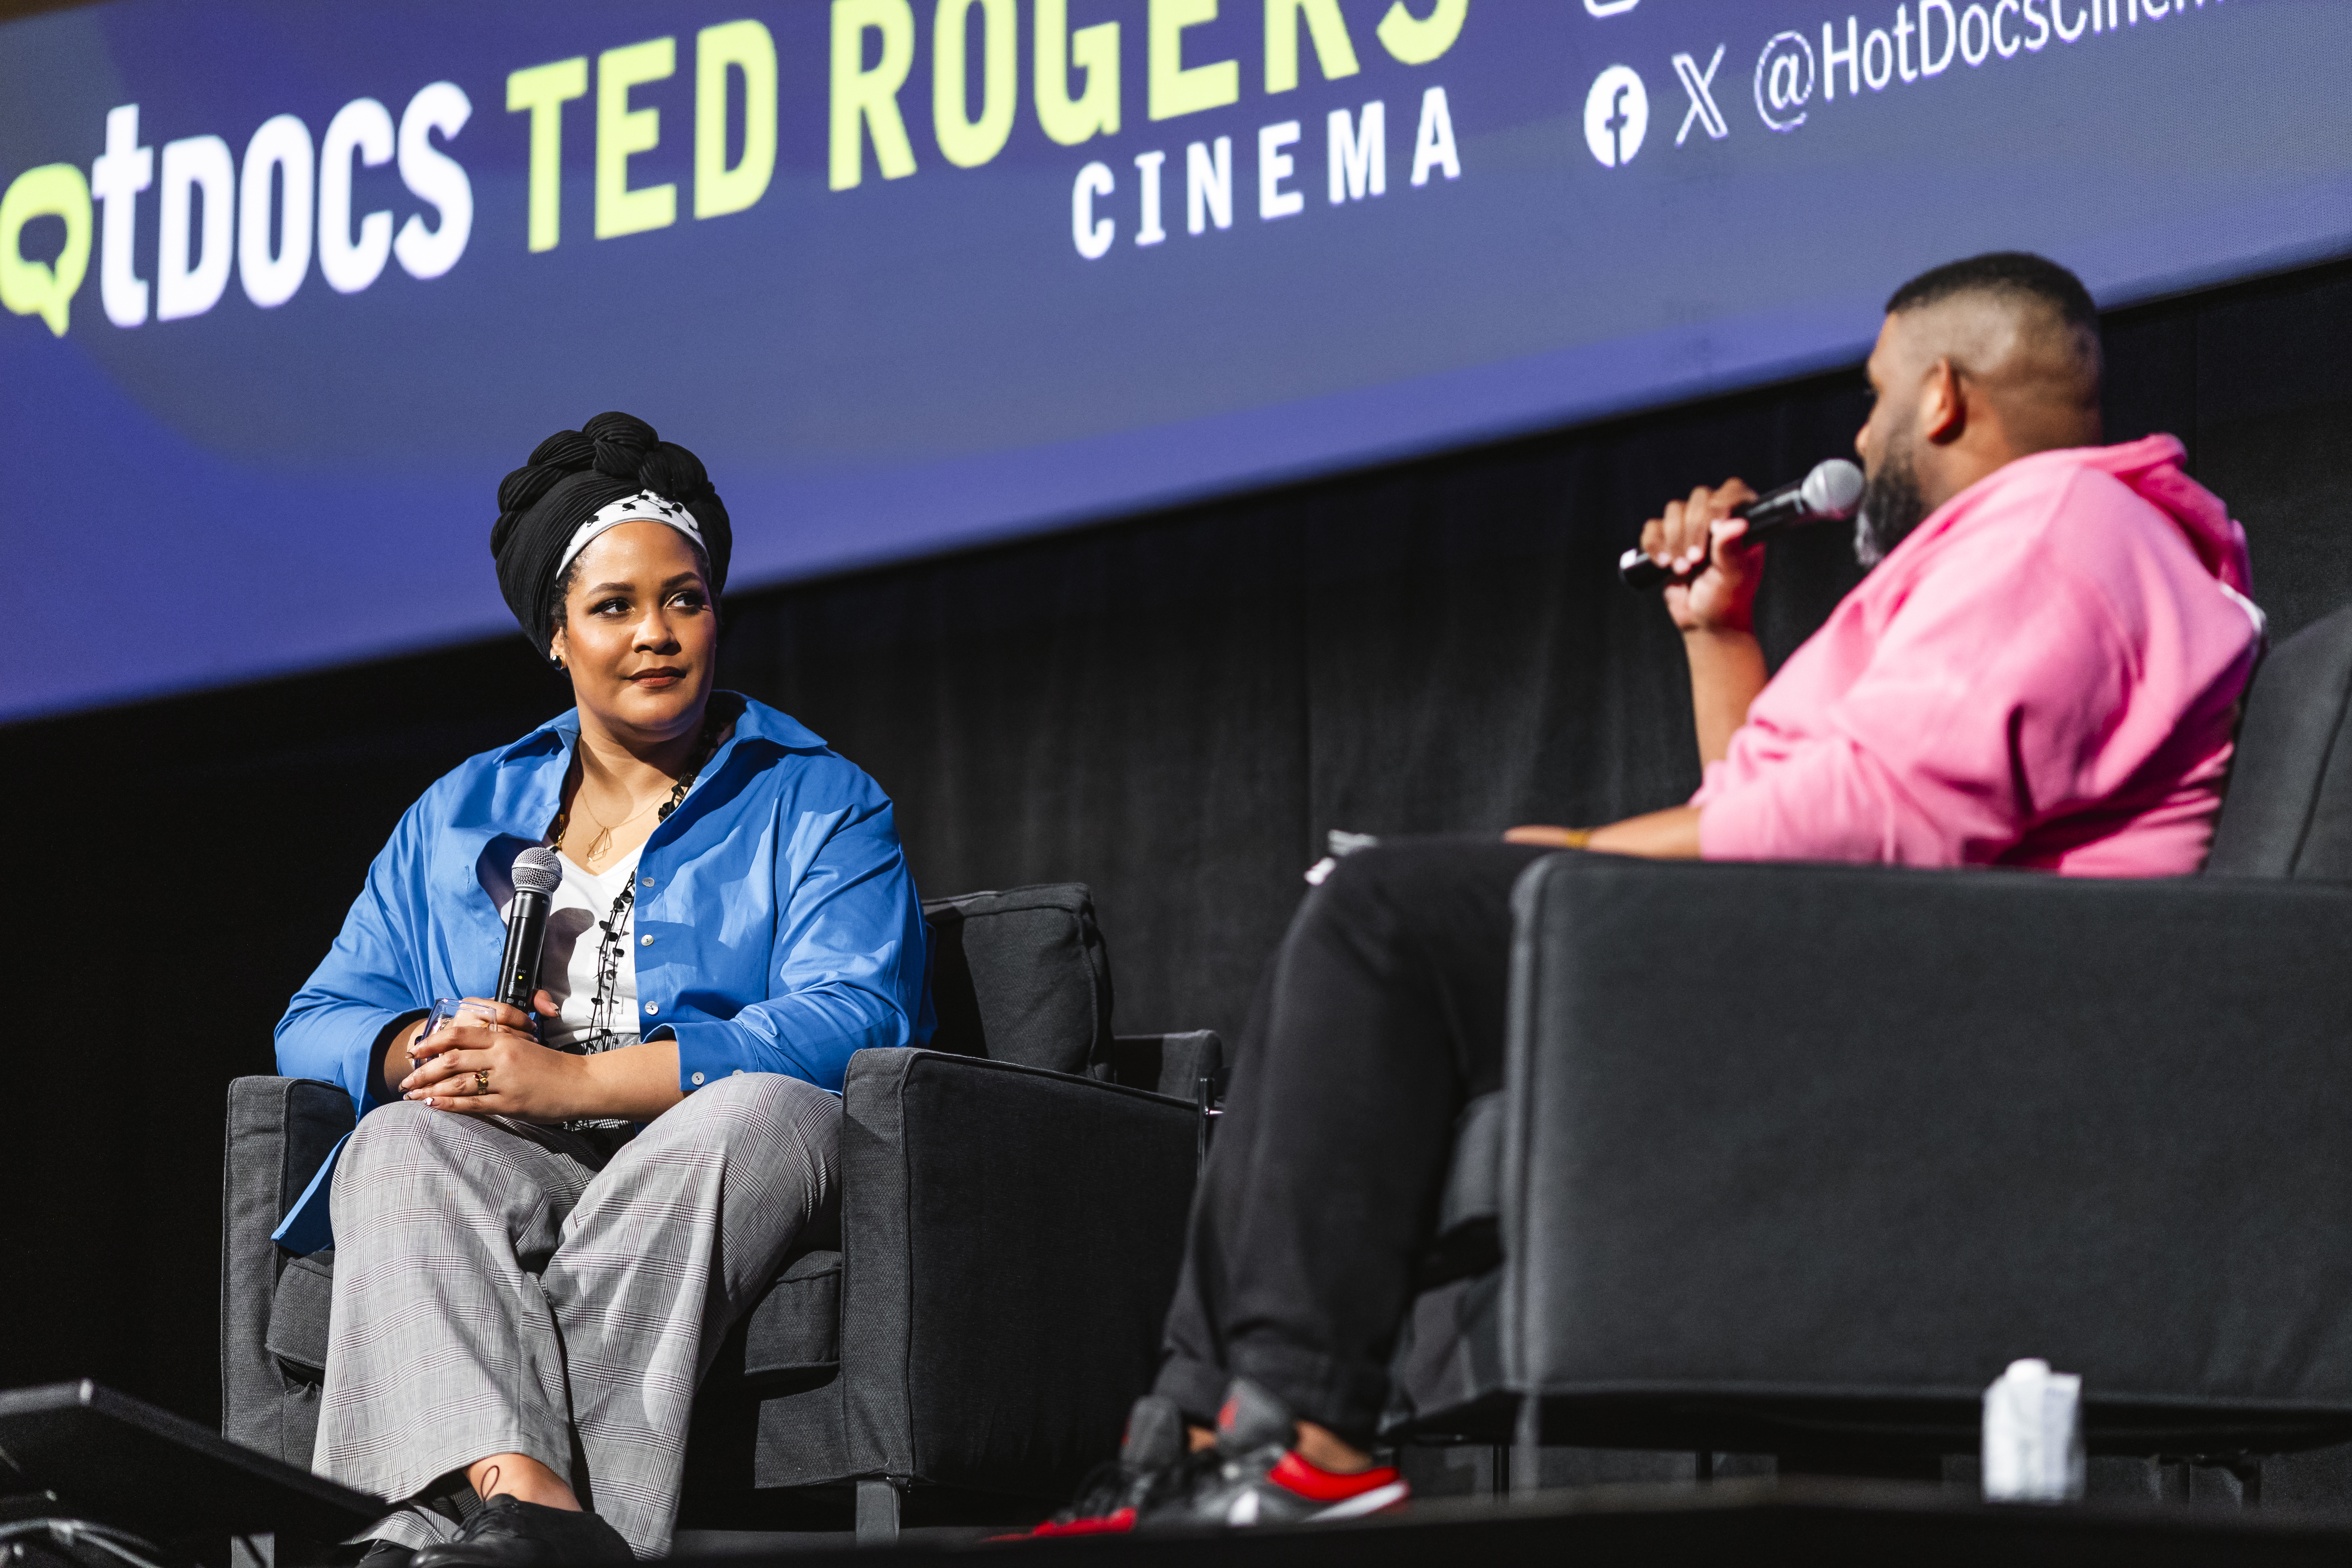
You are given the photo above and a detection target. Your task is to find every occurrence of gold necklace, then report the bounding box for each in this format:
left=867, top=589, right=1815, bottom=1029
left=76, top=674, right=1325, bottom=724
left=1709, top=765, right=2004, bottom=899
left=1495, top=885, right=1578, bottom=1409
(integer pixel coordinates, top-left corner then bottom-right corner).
left=568, top=790, right=664, bottom=869
left=549, top=712, right=722, bottom=869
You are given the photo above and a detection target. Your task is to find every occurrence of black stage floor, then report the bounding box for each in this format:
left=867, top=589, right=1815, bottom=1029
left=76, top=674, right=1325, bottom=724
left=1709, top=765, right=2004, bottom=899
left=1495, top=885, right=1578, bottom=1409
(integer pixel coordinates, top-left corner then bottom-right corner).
left=671, top=1482, right=2352, bottom=1568
left=10, top=1384, right=2352, bottom=1567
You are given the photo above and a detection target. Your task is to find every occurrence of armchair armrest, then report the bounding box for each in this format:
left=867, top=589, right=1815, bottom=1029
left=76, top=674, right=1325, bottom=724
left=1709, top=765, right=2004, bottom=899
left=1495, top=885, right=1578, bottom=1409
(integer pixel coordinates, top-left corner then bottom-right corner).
left=837, top=1049, right=1198, bottom=1497
left=1501, top=857, right=2352, bottom=1452
left=221, top=1076, right=353, bottom=1462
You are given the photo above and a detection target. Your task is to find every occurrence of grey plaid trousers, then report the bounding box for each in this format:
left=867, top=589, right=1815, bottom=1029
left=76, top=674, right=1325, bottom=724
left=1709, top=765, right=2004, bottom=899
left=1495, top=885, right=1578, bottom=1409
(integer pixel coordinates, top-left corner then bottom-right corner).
left=312, top=1074, right=840, bottom=1557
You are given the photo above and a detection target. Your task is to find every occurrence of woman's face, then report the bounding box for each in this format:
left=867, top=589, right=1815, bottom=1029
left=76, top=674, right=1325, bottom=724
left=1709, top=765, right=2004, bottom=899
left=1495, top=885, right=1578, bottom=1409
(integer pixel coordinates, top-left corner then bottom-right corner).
left=547, top=522, right=717, bottom=741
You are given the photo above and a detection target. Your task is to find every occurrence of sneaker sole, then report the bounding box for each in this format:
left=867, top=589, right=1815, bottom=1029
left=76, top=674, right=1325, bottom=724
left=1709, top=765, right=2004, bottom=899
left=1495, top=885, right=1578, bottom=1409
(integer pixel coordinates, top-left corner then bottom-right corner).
left=1308, top=1481, right=1410, bottom=1521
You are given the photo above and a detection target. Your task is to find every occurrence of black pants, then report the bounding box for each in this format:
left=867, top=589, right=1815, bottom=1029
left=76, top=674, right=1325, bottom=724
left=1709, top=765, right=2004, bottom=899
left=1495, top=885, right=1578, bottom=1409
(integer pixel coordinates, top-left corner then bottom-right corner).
left=1154, top=836, right=1550, bottom=1445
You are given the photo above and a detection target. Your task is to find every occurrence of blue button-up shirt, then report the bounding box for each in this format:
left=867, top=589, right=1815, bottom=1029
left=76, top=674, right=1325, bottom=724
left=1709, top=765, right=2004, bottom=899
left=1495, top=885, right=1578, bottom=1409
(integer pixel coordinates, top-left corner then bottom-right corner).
left=271, top=694, right=932, bottom=1249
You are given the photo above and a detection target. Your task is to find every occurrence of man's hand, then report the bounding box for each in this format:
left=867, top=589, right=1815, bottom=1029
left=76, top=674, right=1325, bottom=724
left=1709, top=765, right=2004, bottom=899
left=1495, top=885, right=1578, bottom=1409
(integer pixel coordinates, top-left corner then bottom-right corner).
left=402, top=994, right=586, bottom=1122
left=1519, top=481, right=1776, bottom=861
left=1506, top=808, right=1703, bottom=859
left=1640, top=479, right=1763, bottom=635
left=1639, top=479, right=1773, bottom=766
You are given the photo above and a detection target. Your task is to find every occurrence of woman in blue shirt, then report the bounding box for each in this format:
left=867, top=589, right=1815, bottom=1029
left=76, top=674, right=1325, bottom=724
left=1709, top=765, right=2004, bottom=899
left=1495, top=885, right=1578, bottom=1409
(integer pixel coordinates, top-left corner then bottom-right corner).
left=277, top=413, right=931, bottom=1567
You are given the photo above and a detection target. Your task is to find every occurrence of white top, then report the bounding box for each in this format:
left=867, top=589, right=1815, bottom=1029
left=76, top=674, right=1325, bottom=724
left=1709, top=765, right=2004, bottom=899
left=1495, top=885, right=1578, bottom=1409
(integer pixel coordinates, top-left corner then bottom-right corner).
left=535, top=845, right=644, bottom=1054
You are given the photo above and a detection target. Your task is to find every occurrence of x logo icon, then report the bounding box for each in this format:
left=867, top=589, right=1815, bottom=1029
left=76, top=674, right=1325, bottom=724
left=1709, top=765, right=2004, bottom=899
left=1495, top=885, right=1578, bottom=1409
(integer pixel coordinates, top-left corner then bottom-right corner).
left=1674, top=45, right=1729, bottom=145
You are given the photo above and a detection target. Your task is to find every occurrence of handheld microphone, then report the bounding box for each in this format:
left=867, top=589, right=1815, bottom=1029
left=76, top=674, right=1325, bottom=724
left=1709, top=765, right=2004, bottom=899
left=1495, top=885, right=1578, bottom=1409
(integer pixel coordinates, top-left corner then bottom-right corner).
left=1619, top=459, right=1865, bottom=590
left=498, top=846, right=563, bottom=1013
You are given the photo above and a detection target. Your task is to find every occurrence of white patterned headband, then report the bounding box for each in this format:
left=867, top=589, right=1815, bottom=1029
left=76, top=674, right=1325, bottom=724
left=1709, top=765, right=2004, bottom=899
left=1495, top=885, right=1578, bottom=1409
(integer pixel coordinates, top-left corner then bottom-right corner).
left=555, top=489, right=708, bottom=579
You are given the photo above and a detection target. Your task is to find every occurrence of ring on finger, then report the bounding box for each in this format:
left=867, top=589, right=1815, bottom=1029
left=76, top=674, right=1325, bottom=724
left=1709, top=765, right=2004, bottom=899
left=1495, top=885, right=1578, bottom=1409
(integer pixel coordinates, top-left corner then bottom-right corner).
left=475, top=1068, right=491, bottom=1094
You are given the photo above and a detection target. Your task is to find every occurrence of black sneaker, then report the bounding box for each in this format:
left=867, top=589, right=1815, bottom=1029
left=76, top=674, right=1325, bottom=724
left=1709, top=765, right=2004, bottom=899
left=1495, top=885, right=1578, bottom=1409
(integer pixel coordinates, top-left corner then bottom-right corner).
left=408, top=1497, right=634, bottom=1567
left=1022, top=1394, right=1201, bottom=1536
left=1141, top=1378, right=1408, bottom=1529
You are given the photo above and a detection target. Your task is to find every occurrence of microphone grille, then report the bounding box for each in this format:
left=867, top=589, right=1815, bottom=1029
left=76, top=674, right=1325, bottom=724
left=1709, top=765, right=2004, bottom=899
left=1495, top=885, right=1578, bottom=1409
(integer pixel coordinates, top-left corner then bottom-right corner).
left=1804, top=459, right=1866, bottom=519
left=512, top=845, right=563, bottom=897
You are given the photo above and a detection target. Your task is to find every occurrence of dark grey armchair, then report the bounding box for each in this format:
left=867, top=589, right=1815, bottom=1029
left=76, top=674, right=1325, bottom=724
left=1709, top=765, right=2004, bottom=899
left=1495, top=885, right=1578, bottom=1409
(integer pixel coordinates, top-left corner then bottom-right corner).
left=221, top=884, right=1220, bottom=1544
left=1390, top=603, right=2352, bottom=1493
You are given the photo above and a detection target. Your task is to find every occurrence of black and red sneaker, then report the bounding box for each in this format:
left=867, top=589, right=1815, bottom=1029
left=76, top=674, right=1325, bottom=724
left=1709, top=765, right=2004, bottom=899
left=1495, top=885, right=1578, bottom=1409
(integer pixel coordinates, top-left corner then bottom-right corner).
left=1020, top=1394, right=1200, bottom=1537
left=1142, top=1378, right=1408, bottom=1529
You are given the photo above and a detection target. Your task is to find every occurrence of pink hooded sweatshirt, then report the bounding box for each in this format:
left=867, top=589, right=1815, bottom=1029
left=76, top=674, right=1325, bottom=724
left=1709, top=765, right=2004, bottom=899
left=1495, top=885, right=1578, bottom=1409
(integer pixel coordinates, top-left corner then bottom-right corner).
left=1692, top=435, right=2263, bottom=876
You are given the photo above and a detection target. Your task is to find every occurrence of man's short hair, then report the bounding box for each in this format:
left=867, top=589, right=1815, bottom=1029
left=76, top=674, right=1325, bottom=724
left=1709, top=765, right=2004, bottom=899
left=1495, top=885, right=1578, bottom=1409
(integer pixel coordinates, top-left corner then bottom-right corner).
left=1886, top=252, right=2097, bottom=334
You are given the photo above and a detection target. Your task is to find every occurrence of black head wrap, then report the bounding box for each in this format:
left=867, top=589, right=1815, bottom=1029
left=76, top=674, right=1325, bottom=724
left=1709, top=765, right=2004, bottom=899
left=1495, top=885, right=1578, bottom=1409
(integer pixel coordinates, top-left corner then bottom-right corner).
left=489, top=410, right=733, bottom=661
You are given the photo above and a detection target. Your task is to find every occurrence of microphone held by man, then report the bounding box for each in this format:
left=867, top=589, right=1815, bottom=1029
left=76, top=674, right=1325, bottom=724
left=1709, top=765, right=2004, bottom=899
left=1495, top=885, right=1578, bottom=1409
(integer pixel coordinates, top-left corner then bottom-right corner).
left=1619, top=458, right=1866, bottom=590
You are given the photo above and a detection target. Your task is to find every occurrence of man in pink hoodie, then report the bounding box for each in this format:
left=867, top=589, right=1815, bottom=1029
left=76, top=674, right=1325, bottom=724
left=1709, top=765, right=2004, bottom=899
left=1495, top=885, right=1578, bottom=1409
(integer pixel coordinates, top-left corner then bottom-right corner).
left=1036, top=256, right=2266, bottom=1534
left=1526, top=250, right=2265, bottom=871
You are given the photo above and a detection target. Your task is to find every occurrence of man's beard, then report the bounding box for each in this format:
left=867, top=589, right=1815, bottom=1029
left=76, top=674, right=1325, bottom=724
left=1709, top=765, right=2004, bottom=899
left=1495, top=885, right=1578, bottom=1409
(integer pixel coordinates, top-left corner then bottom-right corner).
left=1854, top=440, right=1929, bottom=568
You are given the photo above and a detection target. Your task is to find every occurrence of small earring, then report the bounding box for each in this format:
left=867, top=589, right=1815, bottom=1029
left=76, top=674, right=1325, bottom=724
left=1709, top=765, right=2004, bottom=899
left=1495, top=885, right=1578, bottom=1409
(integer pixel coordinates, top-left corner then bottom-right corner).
left=554, top=657, right=566, bottom=671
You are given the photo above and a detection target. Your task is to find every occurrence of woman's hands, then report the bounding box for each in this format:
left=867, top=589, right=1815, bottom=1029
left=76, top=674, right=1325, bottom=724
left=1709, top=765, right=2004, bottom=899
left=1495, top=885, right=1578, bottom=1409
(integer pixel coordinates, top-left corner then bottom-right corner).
left=402, top=993, right=588, bottom=1123
left=398, top=995, right=688, bottom=1123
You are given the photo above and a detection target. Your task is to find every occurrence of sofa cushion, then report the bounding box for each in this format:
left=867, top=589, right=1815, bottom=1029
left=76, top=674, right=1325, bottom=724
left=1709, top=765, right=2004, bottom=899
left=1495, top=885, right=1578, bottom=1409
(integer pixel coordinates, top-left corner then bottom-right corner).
left=1089, top=1031, right=1224, bottom=1100
left=267, top=1251, right=334, bottom=1377
left=922, top=886, right=1112, bottom=1075
left=741, top=1250, right=841, bottom=1387
left=279, top=1083, right=360, bottom=1238
left=1416, top=1092, right=1504, bottom=1290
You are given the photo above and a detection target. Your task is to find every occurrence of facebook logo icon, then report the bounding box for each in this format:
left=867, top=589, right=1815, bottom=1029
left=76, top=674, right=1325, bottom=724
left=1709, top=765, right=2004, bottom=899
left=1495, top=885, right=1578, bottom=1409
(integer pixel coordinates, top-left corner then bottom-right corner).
left=1584, top=65, right=1650, bottom=169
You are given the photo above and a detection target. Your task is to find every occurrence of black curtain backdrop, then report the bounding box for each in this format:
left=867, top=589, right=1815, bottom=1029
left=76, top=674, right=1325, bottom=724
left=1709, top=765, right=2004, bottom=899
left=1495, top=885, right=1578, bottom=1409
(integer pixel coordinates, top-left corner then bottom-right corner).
left=9, top=256, right=2352, bottom=1427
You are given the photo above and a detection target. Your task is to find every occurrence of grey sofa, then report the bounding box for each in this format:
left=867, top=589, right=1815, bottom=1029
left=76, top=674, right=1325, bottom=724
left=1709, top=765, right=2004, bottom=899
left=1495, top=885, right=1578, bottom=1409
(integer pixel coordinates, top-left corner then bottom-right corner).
left=1392, top=601, right=2352, bottom=1491
left=222, top=884, right=1220, bottom=1543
